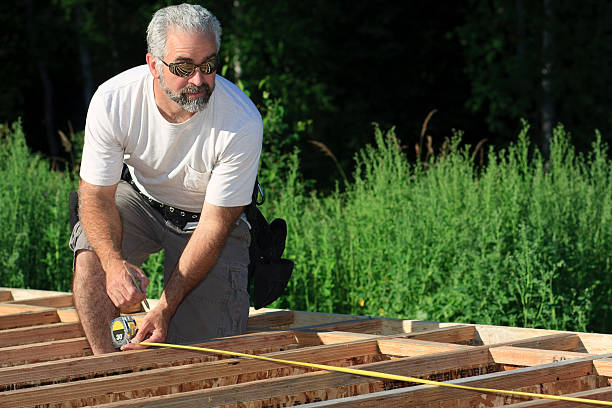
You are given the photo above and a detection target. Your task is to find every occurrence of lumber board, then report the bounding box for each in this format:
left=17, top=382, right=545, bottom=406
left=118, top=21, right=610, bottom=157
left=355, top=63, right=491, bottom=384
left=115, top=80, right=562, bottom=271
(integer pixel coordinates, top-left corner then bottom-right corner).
left=0, top=287, right=68, bottom=301
left=0, top=321, right=84, bottom=347
left=0, top=290, right=13, bottom=302
left=0, top=303, right=54, bottom=314
left=290, top=310, right=367, bottom=328
left=402, top=324, right=476, bottom=344
left=0, top=337, right=92, bottom=367
left=594, top=358, right=612, bottom=377
left=380, top=318, right=466, bottom=335
left=79, top=340, right=612, bottom=408
left=55, top=307, right=79, bottom=322
left=577, top=333, right=612, bottom=354
left=504, top=333, right=583, bottom=351
left=294, top=323, right=475, bottom=348
left=0, top=309, right=59, bottom=330
left=246, top=310, right=295, bottom=329
left=489, top=346, right=590, bottom=367
left=474, top=324, right=563, bottom=346
left=247, top=313, right=378, bottom=334
left=294, top=317, right=383, bottom=334
left=5, top=293, right=74, bottom=308
left=91, top=375, right=608, bottom=408
left=376, top=338, right=471, bottom=357
left=293, top=330, right=380, bottom=347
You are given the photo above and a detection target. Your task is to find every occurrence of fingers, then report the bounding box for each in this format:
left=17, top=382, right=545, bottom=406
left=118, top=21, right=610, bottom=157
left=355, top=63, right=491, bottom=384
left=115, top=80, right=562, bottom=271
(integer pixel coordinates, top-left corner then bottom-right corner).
left=123, top=262, right=150, bottom=293
left=120, top=319, right=151, bottom=350
left=107, top=287, right=129, bottom=308
left=120, top=306, right=169, bottom=351
left=121, top=341, right=148, bottom=351
left=106, top=277, right=142, bottom=308
left=131, top=322, right=150, bottom=344
left=105, top=261, right=148, bottom=308
left=120, top=324, right=166, bottom=351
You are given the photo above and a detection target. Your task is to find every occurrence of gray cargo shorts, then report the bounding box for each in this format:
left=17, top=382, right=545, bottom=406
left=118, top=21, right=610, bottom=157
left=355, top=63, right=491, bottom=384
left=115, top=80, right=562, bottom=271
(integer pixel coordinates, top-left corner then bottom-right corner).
left=69, top=181, right=251, bottom=344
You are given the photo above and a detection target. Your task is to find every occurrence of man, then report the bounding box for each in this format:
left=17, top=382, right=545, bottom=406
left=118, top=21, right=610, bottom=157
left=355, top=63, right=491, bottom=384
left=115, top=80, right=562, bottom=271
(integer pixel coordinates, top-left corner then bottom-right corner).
left=70, top=3, right=262, bottom=354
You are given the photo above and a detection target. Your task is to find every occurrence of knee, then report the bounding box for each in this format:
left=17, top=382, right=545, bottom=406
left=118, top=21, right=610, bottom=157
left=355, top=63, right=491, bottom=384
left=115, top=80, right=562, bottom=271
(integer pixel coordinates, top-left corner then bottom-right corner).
left=73, top=249, right=103, bottom=282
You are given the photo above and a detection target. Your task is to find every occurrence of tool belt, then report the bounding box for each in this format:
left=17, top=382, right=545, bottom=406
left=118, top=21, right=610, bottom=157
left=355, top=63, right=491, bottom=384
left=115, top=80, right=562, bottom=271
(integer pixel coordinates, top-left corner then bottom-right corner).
left=120, top=166, right=200, bottom=231
left=244, top=180, right=294, bottom=309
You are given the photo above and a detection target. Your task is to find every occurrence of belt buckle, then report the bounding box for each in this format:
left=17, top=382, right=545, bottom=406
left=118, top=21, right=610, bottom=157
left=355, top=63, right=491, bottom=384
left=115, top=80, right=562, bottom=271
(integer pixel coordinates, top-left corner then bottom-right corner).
left=183, top=221, right=198, bottom=231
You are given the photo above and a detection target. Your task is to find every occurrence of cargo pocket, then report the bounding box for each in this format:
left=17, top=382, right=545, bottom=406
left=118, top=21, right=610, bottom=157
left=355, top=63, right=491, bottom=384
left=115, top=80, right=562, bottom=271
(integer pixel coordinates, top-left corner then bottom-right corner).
left=222, top=262, right=250, bottom=336
left=168, top=259, right=249, bottom=343
left=183, top=164, right=211, bottom=194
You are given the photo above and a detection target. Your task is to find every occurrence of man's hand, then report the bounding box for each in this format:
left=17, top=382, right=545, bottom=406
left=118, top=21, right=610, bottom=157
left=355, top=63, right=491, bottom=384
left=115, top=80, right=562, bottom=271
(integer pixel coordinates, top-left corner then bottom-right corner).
left=105, top=259, right=150, bottom=309
left=121, top=304, right=169, bottom=350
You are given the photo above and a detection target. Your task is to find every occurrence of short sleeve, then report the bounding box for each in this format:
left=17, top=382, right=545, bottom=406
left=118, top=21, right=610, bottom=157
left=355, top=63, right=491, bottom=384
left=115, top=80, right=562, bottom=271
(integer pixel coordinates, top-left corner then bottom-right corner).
left=204, top=118, right=263, bottom=207
left=79, top=90, right=125, bottom=186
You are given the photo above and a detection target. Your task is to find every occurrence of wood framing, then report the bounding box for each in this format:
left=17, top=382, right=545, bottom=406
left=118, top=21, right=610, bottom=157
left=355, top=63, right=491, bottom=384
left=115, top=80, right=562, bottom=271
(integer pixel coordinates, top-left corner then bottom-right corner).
left=1, top=287, right=611, bottom=407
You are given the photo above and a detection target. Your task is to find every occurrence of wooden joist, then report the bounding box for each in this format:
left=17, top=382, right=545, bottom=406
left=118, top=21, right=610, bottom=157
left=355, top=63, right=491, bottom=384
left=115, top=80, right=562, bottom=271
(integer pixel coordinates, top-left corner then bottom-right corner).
left=0, top=308, right=60, bottom=330
left=1, top=288, right=611, bottom=408
left=0, top=290, right=13, bottom=302
left=5, top=293, right=74, bottom=308
left=0, top=321, right=84, bottom=347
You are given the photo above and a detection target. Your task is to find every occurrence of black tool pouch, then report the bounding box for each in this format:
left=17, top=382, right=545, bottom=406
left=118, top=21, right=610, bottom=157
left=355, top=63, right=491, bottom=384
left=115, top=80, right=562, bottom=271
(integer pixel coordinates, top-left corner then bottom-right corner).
left=245, top=182, right=294, bottom=309
left=69, top=191, right=79, bottom=231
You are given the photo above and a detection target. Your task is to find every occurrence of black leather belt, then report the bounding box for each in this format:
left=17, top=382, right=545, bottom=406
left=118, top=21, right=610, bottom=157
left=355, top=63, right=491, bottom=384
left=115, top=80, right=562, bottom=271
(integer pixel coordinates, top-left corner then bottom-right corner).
left=121, top=166, right=200, bottom=230
left=137, top=191, right=201, bottom=230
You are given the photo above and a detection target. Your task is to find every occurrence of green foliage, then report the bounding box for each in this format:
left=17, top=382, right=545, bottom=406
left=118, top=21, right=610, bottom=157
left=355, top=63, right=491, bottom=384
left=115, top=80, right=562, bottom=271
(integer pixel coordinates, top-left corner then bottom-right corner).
left=266, top=122, right=612, bottom=333
left=0, top=120, right=77, bottom=291
left=253, top=79, right=310, bottom=198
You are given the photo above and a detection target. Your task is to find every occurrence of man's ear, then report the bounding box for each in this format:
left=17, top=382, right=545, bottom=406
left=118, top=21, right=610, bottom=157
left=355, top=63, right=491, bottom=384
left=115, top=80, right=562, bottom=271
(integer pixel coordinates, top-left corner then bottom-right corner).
left=146, top=53, right=160, bottom=79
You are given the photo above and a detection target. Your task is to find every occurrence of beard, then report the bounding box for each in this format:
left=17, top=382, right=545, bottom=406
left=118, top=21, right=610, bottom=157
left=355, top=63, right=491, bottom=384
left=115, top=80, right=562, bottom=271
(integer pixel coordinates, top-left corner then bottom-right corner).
left=159, top=69, right=214, bottom=113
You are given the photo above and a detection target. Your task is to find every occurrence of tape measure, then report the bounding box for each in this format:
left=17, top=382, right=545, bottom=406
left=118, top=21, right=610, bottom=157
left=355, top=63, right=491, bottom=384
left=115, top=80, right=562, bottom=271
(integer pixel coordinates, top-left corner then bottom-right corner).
left=110, top=316, right=138, bottom=348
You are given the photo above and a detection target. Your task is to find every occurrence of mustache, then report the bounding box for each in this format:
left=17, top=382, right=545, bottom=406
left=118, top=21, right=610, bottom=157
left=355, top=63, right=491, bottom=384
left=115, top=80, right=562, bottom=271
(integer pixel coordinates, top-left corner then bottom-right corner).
left=181, top=83, right=211, bottom=95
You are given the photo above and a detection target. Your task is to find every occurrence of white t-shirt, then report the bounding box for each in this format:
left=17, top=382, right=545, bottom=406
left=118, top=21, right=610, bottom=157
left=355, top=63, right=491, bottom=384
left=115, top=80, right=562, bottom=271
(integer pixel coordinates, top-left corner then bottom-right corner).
left=80, top=65, right=262, bottom=212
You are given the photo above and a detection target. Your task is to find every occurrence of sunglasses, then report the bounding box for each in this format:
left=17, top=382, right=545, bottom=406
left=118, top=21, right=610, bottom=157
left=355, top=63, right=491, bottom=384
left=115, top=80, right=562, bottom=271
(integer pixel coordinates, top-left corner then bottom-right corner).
left=161, top=55, right=219, bottom=77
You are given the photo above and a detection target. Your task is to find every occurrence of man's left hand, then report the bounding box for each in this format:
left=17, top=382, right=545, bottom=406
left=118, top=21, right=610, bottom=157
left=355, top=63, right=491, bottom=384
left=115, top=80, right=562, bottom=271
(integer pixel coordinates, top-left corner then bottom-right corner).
left=120, top=305, right=169, bottom=350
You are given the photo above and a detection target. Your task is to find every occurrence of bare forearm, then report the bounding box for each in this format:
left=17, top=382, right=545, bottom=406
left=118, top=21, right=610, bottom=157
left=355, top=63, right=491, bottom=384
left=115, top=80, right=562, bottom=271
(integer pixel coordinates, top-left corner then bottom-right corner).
left=77, top=180, right=149, bottom=310
left=78, top=182, right=122, bottom=271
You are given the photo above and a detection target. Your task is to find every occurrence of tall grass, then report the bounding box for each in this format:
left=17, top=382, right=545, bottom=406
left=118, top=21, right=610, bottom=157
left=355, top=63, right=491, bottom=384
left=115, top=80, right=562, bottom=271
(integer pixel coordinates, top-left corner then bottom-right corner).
left=0, top=120, right=77, bottom=291
left=1, top=119, right=611, bottom=333
left=269, top=123, right=612, bottom=333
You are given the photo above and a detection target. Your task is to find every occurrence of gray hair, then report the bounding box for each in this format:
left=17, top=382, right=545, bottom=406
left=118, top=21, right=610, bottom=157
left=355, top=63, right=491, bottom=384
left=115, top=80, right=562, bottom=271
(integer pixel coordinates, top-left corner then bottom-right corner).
left=147, top=3, right=222, bottom=59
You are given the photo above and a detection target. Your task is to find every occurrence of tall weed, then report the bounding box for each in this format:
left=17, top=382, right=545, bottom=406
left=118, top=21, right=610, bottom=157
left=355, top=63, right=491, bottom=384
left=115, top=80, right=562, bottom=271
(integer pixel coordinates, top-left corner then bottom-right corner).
left=266, top=122, right=612, bottom=333
left=0, top=121, right=76, bottom=291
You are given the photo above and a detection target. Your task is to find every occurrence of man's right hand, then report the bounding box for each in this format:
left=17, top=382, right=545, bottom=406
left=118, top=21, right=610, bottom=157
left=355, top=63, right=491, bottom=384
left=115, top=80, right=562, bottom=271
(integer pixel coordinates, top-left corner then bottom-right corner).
left=105, top=259, right=150, bottom=308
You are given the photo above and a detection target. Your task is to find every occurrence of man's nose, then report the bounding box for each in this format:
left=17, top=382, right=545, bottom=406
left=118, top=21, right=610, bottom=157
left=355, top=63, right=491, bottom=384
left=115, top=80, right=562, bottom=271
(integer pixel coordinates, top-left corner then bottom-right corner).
left=189, top=69, right=205, bottom=86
